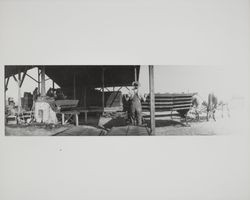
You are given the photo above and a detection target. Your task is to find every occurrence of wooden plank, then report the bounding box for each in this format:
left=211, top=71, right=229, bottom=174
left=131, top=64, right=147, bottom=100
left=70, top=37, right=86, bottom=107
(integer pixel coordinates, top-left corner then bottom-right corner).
left=149, top=65, right=155, bottom=135
left=143, top=102, right=174, bottom=105
left=154, top=93, right=195, bottom=97
left=173, top=104, right=192, bottom=107
left=55, top=100, right=79, bottom=107
left=41, top=66, right=46, bottom=96
left=60, top=110, right=80, bottom=114
left=172, top=101, right=192, bottom=105
left=172, top=107, right=191, bottom=111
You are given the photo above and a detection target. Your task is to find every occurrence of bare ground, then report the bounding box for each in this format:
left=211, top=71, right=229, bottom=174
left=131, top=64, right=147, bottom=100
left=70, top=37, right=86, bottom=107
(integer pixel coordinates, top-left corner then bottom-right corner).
left=5, top=107, right=248, bottom=136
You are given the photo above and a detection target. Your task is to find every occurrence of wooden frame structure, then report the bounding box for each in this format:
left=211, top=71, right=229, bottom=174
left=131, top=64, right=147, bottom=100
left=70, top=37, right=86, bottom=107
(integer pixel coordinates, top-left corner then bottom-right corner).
left=5, top=65, right=156, bottom=134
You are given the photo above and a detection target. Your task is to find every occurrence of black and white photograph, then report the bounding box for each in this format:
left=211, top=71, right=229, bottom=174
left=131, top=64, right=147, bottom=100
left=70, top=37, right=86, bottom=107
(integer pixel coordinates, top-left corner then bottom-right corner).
left=0, top=0, right=249, bottom=200
left=4, top=65, right=248, bottom=136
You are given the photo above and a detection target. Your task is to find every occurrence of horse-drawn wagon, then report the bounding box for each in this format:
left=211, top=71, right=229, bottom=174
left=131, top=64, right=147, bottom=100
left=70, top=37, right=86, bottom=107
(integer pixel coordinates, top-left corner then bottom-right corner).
left=142, top=93, right=196, bottom=124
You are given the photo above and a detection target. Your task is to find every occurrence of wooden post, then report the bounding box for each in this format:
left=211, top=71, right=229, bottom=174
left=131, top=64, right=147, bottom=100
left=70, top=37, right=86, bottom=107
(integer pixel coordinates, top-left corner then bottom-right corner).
left=20, top=70, right=27, bottom=87
left=18, top=71, right=21, bottom=115
left=83, top=87, right=87, bottom=108
left=38, top=68, right=40, bottom=94
left=75, top=114, right=79, bottom=126
left=73, top=72, right=76, bottom=99
left=5, top=77, right=10, bottom=91
left=149, top=65, right=155, bottom=135
left=52, top=81, right=55, bottom=90
left=134, top=67, right=137, bottom=82
left=41, top=66, right=46, bottom=96
left=102, top=68, right=105, bottom=110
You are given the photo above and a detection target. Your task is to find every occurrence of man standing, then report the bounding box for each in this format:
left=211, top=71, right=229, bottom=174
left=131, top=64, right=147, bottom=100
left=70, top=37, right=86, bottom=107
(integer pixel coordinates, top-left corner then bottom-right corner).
left=32, top=87, right=40, bottom=110
left=129, top=81, right=144, bottom=126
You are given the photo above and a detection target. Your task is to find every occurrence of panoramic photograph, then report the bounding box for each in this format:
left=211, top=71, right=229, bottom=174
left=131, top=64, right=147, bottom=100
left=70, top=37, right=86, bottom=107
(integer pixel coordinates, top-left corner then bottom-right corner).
left=4, top=65, right=247, bottom=136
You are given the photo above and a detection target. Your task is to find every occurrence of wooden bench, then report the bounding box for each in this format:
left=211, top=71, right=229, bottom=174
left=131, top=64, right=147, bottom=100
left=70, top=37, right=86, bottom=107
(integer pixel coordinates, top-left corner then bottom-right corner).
left=55, top=100, right=80, bottom=126
left=142, top=93, right=196, bottom=122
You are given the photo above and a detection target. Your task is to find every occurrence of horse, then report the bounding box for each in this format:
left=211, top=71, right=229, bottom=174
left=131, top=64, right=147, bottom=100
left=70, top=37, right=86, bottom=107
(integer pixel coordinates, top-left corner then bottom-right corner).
left=206, top=93, right=230, bottom=121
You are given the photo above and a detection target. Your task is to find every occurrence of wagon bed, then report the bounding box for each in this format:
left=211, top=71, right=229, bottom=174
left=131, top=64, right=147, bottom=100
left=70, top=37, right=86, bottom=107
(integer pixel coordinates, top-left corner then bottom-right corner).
left=142, top=93, right=196, bottom=120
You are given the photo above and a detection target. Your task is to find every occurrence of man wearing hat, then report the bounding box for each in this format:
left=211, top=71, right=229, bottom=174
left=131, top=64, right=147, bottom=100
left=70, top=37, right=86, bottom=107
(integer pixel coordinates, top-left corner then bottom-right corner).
left=128, top=81, right=144, bottom=126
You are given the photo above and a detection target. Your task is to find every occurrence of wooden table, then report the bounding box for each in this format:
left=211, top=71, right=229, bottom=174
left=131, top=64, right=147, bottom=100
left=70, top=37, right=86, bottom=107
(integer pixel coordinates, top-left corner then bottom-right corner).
left=58, top=107, right=104, bottom=125
left=59, top=110, right=80, bottom=126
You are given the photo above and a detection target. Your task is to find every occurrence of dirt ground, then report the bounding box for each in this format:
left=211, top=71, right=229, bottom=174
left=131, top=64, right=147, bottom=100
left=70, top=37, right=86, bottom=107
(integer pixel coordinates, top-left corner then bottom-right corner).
left=5, top=124, right=72, bottom=136
left=5, top=106, right=248, bottom=136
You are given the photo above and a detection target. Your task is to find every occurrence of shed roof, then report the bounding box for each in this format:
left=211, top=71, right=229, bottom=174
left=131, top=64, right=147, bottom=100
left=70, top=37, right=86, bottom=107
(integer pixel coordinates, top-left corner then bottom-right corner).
left=5, top=65, right=140, bottom=88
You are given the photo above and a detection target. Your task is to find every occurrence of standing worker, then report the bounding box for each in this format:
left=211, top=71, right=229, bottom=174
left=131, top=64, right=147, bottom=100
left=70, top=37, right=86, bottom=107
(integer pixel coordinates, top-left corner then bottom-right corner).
left=32, top=87, right=40, bottom=110
left=129, top=81, right=144, bottom=126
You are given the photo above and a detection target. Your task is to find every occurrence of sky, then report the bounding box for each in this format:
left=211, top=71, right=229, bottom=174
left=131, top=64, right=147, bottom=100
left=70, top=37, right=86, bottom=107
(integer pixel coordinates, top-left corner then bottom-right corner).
left=5, top=65, right=248, bottom=104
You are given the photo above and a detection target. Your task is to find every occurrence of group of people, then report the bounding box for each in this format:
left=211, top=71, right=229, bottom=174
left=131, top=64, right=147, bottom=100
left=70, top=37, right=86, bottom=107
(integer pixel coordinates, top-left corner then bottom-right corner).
left=122, top=81, right=147, bottom=126
left=32, top=87, right=67, bottom=101
left=46, top=87, right=67, bottom=100
left=32, top=87, right=67, bottom=110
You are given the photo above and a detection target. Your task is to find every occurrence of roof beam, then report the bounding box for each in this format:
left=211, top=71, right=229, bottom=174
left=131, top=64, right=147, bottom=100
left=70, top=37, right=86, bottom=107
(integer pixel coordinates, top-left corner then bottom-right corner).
left=26, top=73, right=38, bottom=83
left=12, top=75, right=18, bottom=82
left=5, top=77, right=10, bottom=91
left=20, top=69, right=27, bottom=87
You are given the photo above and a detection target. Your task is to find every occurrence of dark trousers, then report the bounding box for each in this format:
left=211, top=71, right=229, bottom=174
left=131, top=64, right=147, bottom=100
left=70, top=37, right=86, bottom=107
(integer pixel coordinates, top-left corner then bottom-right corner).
left=130, top=100, right=142, bottom=126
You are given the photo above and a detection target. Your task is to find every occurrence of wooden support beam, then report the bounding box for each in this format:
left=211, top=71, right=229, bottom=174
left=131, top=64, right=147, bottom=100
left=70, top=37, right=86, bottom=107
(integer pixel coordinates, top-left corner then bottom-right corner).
left=75, top=114, right=79, bottom=126
left=26, top=73, right=38, bottom=83
left=62, top=113, right=65, bottom=125
left=102, top=68, right=105, bottom=109
left=12, top=75, right=18, bottom=82
left=5, top=77, right=10, bottom=91
left=73, top=72, right=76, bottom=99
left=18, top=70, right=21, bottom=115
left=20, top=70, right=27, bottom=87
left=52, top=81, right=55, bottom=90
left=134, top=67, right=137, bottom=82
left=149, top=65, right=155, bottom=135
left=40, top=66, right=46, bottom=96
left=38, top=68, right=40, bottom=94
left=118, top=86, right=122, bottom=91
